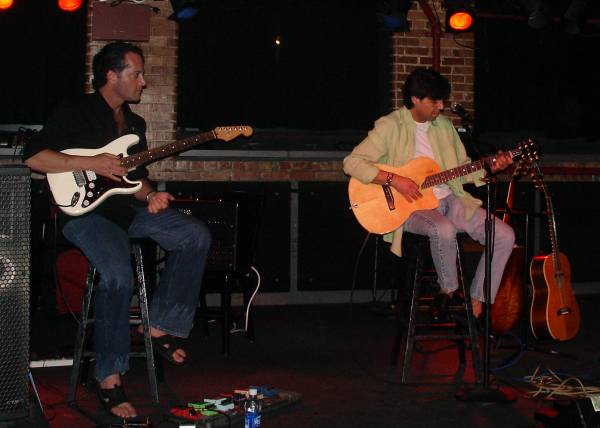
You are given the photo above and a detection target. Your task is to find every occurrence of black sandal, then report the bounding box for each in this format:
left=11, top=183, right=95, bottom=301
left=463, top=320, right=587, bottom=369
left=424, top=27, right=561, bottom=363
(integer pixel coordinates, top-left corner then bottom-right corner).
left=97, top=384, right=135, bottom=418
left=151, top=335, right=187, bottom=366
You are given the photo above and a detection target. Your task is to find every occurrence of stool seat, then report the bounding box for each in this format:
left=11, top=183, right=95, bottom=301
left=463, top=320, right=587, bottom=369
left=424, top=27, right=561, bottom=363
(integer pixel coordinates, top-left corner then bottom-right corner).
left=67, top=242, right=160, bottom=407
left=391, top=232, right=481, bottom=383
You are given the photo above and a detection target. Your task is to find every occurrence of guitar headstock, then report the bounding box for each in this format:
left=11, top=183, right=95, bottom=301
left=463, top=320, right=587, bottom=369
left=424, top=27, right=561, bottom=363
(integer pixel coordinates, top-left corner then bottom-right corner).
left=214, top=126, right=254, bottom=142
left=517, top=138, right=540, bottom=164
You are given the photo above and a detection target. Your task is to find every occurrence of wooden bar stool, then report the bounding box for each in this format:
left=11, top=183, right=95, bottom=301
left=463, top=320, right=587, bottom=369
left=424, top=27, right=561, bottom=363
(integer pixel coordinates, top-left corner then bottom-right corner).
left=67, top=241, right=160, bottom=407
left=391, top=232, right=481, bottom=383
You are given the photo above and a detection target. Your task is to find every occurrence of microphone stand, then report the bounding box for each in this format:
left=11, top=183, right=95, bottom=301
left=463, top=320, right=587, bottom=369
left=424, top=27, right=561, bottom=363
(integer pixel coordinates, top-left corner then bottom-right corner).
left=454, top=118, right=516, bottom=403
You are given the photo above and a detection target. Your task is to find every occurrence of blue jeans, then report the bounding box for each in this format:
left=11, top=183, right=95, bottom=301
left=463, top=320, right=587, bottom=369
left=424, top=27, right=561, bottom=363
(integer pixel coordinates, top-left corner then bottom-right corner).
left=403, top=194, right=515, bottom=303
left=63, top=207, right=211, bottom=382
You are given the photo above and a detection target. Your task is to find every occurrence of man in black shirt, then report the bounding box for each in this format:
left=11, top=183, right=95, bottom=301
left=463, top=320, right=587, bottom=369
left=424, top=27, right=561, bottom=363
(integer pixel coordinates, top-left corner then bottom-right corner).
left=23, top=42, right=211, bottom=419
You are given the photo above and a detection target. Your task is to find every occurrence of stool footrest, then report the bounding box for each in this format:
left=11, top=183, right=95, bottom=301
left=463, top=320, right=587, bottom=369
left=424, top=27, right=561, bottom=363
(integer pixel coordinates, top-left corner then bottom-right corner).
left=413, top=334, right=472, bottom=341
left=392, top=233, right=482, bottom=384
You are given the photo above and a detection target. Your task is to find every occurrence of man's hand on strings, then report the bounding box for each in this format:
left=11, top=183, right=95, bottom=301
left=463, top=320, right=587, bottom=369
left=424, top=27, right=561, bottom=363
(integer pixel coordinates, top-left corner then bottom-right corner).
left=88, top=153, right=128, bottom=182
left=391, top=175, right=423, bottom=203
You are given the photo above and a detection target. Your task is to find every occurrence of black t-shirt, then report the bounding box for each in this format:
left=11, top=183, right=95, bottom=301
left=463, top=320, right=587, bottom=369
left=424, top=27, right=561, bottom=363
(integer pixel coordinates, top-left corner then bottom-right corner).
left=22, top=91, right=150, bottom=230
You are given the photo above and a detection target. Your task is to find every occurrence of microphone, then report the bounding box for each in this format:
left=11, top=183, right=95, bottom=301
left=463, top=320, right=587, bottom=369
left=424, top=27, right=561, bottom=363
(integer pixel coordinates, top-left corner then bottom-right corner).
left=450, top=102, right=471, bottom=119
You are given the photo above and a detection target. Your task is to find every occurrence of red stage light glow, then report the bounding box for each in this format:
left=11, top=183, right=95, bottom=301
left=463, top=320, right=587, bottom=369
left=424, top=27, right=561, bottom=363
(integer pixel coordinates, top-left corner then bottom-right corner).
left=0, top=0, right=14, bottom=11
left=58, top=0, right=83, bottom=12
left=447, top=11, right=473, bottom=32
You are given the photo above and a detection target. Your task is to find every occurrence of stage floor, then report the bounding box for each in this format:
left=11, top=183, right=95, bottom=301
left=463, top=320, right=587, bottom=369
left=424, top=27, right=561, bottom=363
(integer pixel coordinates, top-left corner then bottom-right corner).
left=22, top=295, right=600, bottom=427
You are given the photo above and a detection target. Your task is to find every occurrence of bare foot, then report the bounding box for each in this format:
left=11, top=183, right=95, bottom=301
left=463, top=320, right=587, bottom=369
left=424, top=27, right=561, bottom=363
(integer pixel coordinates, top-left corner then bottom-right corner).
left=99, top=374, right=137, bottom=419
left=137, top=326, right=186, bottom=364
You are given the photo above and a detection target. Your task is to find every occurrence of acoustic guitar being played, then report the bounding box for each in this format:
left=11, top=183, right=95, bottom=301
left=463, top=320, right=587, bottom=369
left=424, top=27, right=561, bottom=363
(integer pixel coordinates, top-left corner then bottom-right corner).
left=348, top=139, right=539, bottom=234
left=529, top=164, right=580, bottom=341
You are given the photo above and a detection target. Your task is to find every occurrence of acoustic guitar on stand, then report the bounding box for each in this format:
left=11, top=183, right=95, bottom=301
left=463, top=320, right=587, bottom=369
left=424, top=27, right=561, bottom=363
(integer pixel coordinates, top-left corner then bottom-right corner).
left=47, top=126, right=253, bottom=216
left=529, top=163, right=580, bottom=341
left=348, top=139, right=539, bottom=234
left=491, top=156, right=534, bottom=335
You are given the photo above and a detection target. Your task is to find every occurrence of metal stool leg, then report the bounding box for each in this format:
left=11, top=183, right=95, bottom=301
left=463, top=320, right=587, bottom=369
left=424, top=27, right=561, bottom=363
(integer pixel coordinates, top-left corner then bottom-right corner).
left=67, top=266, right=95, bottom=404
left=132, top=243, right=160, bottom=404
left=401, top=248, right=423, bottom=383
left=68, top=245, right=161, bottom=406
left=392, top=233, right=482, bottom=384
left=456, top=239, right=482, bottom=382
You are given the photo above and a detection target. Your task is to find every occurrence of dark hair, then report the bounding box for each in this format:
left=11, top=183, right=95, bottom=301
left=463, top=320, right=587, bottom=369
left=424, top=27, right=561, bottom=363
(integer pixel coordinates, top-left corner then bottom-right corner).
left=402, top=68, right=451, bottom=108
left=92, top=42, right=145, bottom=90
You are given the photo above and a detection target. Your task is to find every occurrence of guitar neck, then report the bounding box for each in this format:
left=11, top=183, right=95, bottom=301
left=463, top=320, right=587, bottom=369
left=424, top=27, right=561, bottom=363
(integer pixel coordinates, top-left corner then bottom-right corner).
left=543, top=184, right=562, bottom=273
left=421, top=148, right=520, bottom=189
left=534, top=162, right=563, bottom=274
left=120, top=130, right=217, bottom=170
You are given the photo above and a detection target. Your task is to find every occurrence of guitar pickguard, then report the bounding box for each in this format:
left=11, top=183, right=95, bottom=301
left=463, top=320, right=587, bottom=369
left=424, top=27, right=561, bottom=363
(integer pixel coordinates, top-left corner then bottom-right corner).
left=73, top=171, right=139, bottom=210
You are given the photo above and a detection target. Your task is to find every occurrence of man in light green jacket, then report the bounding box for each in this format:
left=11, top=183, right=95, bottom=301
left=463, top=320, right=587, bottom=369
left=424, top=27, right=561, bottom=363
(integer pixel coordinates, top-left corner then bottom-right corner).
left=343, top=68, right=515, bottom=319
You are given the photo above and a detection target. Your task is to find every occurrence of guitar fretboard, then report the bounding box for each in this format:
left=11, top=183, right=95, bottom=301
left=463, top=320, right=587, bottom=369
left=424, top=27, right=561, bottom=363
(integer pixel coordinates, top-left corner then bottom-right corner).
left=421, top=148, right=521, bottom=189
left=535, top=164, right=562, bottom=275
left=120, top=130, right=217, bottom=169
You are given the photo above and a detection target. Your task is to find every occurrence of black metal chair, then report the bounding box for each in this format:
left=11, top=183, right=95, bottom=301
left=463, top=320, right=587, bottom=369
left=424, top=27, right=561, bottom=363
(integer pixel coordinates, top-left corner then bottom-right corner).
left=391, top=232, right=481, bottom=383
left=67, top=241, right=160, bottom=407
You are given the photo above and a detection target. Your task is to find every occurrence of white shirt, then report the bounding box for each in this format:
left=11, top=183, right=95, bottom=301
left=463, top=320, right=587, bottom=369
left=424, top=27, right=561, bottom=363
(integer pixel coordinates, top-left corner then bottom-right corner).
left=414, top=121, right=451, bottom=200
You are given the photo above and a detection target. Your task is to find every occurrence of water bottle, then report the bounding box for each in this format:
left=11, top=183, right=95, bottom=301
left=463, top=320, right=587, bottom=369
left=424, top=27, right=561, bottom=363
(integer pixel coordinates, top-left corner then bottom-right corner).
left=244, top=387, right=262, bottom=428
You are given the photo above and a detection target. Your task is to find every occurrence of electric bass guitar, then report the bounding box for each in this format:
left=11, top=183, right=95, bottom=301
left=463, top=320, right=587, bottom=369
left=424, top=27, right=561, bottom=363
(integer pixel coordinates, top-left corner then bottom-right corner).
left=47, top=126, right=253, bottom=216
left=529, top=163, right=580, bottom=341
left=347, top=139, right=539, bottom=234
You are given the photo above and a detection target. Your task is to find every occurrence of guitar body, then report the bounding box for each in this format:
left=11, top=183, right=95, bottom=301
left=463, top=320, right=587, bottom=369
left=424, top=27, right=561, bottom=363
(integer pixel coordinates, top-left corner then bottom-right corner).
left=47, top=134, right=143, bottom=216
left=491, top=244, right=526, bottom=335
left=348, top=159, right=440, bottom=234
left=530, top=252, right=580, bottom=341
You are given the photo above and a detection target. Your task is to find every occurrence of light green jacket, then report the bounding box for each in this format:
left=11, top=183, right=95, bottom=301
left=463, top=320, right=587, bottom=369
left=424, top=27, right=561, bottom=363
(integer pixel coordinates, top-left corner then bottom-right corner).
left=343, top=107, right=484, bottom=256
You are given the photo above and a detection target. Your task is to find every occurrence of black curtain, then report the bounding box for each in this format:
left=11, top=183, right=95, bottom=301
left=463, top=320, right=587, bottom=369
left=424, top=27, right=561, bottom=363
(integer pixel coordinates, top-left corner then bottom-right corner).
left=475, top=3, right=600, bottom=145
left=177, top=0, right=384, bottom=131
left=0, top=1, right=87, bottom=125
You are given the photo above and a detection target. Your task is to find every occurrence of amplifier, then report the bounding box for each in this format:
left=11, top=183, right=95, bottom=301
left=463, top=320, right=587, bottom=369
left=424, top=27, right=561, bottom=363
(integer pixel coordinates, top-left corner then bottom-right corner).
left=0, top=165, right=30, bottom=421
left=171, top=193, right=262, bottom=274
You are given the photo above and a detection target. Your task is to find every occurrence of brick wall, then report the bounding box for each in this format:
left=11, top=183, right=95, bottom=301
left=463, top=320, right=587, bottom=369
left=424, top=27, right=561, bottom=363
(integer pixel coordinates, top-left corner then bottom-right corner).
left=86, top=0, right=178, bottom=179
left=391, top=0, right=475, bottom=125
left=81, top=2, right=471, bottom=183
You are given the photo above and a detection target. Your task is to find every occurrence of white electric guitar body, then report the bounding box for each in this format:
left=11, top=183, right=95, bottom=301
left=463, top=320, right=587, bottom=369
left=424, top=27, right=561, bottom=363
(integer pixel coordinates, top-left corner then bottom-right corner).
left=47, top=126, right=253, bottom=216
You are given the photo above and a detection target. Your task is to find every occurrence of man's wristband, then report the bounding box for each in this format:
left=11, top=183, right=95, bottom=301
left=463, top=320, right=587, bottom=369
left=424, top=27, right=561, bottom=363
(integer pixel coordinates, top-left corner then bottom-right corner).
left=384, top=172, right=394, bottom=187
left=145, top=190, right=157, bottom=202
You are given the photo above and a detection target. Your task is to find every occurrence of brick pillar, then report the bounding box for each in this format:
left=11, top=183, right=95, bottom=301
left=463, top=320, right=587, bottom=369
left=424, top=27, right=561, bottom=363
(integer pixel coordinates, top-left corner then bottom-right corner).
left=391, top=0, right=474, bottom=122
left=85, top=1, right=178, bottom=178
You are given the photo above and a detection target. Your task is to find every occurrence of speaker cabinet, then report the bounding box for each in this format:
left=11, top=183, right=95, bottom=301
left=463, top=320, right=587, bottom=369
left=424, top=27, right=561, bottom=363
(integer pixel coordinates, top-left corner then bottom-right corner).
left=167, top=182, right=290, bottom=293
left=170, top=192, right=263, bottom=274
left=0, top=165, right=30, bottom=421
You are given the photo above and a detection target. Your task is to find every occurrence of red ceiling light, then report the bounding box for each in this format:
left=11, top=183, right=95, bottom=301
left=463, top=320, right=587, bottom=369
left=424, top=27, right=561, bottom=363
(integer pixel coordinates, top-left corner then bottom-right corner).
left=0, top=0, right=14, bottom=11
left=58, top=0, right=83, bottom=12
left=447, top=11, right=473, bottom=32
left=444, top=0, right=475, bottom=33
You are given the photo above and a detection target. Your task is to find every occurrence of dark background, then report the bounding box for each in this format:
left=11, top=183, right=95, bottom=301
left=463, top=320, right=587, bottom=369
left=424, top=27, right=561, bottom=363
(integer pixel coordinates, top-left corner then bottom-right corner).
left=0, top=0, right=86, bottom=125
left=2, top=0, right=600, bottom=153
left=475, top=1, right=600, bottom=153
